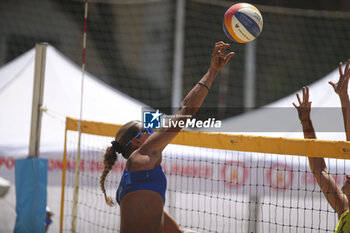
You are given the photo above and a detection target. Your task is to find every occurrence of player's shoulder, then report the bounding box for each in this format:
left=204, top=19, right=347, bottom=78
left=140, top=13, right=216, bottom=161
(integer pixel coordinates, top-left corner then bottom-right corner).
left=127, top=150, right=160, bottom=171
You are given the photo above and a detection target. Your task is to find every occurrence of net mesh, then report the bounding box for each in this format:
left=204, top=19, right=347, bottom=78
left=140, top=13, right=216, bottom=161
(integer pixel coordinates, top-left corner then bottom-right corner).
left=61, top=119, right=350, bottom=233
left=1, top=0, right=350, bottom=118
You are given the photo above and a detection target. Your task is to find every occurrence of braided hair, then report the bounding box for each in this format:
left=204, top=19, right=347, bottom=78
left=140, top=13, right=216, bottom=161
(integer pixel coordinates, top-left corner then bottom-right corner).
left=99, top=120, right=140, bottom=206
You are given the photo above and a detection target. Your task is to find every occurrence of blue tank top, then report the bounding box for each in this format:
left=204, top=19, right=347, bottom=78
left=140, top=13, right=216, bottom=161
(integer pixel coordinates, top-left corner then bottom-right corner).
left=116, top=165, right=167, bottom=205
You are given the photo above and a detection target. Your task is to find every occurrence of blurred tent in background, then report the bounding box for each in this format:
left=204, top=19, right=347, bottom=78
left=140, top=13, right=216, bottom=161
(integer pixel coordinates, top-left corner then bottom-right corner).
left=0, top=45, right=148, bottom=157
left=0, top=176, right=10, bottom=197
left=0, top=45, right=149, bottom=232
left=219, top=66, right=346, bottom=141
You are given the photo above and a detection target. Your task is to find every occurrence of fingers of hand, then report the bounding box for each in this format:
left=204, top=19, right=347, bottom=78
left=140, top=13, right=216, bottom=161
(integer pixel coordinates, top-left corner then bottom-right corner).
left=215, top=41, right=225, bottom=46
left=302, top=87, right=307, bottom=103
left=215, top=41, right=228, bottom=49
left=224, top=52, right=235, bottom=62
left=296, top=93, right=302, bottom=105
left=213, top=41, right=226, bottom=55
left=345, top=61, right=350, bottom=80
left=346, top=59, right=350, bottom=73
left=302, top=86, right=310, bottom=104
left=339, top=60, right=350, bottom=81
left=339, top=62, right=344, bottom=76
left=213, top=42, right=230, bottom=57
left=345, top=70, right=350, bottom=82
left=219, top=43, right=230, bottom=54
left=295, top=87, right=311, bottom=111
left=305, top=86, right=309, bottom=101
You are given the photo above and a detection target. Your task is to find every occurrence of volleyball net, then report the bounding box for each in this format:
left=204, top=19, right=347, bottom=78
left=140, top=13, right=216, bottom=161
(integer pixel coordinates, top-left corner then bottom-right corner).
left=60, top=117, right=350, bottom=233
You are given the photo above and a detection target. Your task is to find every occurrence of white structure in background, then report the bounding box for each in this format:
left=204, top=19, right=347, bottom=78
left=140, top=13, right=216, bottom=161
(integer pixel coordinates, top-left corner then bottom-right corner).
left=0, top=45, right=148, bottom=157
left=221, top=66, right=346, bottom=140
left=0, top=45, right=148, bottom=233
left=0, top=176, right=10, bottom=197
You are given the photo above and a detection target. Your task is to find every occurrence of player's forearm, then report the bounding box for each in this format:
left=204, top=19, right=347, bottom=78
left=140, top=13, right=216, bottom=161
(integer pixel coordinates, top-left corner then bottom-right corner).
left=308, top=157, right=327, bottom=176
left=177, top=68, right=218, bottom=117
left=339, top=94, right=350, bottom=140
left=301, top=119, right=316, bottom=139
left=303, top=120, right=327, bottom=185
left=308, top=156, right=347, bottom=215
left=302, top=119, right=324, bottom=172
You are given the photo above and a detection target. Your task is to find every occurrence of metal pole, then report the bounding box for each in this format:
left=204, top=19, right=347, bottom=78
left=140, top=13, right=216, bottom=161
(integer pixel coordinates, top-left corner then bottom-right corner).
left=168, top=0, right=185, bottom=217
left=72, top=1, right=89, bottom=231
left=243, top=41, right=256, bottom=111
left=29, top=43, right=48, bottom=158
left=171, top=0, right=185, bottom=113
left=59, top=121, right=69, bottom=233
left=217, top=65, right=229, bottom=119
left=248, top=195, right=259, bottom=233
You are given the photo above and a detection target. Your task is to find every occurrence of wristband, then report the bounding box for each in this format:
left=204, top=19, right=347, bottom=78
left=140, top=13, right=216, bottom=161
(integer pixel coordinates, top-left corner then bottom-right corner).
left=197, top=82, right=210, bottom=91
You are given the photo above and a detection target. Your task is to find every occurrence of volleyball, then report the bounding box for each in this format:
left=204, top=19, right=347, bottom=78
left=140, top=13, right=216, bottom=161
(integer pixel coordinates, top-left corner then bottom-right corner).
left=223, top=3, right=263, bottom=43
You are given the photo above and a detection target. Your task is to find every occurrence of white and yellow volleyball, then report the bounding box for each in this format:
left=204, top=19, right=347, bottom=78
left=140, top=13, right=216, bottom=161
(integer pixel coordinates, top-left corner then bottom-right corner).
left=223, top=3, right=263, bottom=43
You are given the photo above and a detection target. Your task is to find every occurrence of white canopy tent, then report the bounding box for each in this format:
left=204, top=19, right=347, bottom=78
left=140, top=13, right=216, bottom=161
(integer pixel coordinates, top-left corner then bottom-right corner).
left=219, top=66, right=347, bottom=140
left=0, top=45, right=148, bottom=157
left=0, top=45, right=149, bottom=232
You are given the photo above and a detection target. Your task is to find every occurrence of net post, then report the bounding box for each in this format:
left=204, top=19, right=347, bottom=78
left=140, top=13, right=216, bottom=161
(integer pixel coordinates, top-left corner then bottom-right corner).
left=71, top=120, right=82, bottom=233
left=29, top=43, right=48, bottom=158
left=217, top=65, right=230, bottom=119
left=59, top=118, right=69, bottom=233
left=243, top=40, right=256, bottom=111
left=169, top=0, right=186, bottom=217
left=72, top=1, right=89, bottom=231
left=248, top=195, right=259, bottom=233
left=171, top=0, right=185, bottom=114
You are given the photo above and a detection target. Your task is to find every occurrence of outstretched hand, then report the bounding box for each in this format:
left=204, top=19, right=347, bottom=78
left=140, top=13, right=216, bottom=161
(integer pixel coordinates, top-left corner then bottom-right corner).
left=329, top=59, right=350, bottom=96
left=293, top=86, right=312, bottom=122
left=209, top=41, right=235, bottom=72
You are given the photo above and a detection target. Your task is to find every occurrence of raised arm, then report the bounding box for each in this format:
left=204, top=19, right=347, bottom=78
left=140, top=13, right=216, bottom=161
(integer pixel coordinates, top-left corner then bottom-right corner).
left=140, top=42, right=234, bottom=154
left=329, top=60, right=350, bottom=140
left=293, top=86, right=348, bottom=217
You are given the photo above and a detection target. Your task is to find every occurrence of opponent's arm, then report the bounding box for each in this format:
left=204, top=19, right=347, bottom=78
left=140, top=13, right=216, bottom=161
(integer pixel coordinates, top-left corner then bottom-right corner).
left=293, top=86, right=348, bottom=217
left=329, top=60, right=350, bottom=140
left=140, top=42, right=234, bottom=154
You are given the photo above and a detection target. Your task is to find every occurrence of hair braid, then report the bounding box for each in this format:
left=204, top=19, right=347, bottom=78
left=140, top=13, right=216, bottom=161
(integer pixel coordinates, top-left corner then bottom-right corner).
left=100, top=146, right=117, bottom=206
left=99, top=120, right=141, bottom=206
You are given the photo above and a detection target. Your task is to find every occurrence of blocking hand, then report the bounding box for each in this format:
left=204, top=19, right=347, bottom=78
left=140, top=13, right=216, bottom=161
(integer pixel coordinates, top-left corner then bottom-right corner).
left=293, top=86, right=312, bottom=122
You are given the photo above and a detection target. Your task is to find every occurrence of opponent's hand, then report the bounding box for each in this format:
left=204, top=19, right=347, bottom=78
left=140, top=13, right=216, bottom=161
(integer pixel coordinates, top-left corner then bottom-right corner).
left=329, top=59, right=350, bottom=96
left=293, top=86, right=312, bottom=122
left=209, top=41, right=234, bottom=73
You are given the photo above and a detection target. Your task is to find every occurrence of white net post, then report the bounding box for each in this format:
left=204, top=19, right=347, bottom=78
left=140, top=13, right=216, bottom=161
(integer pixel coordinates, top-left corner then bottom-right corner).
left=243, top=40, right=256, bottom=111
left=29, top=43, right=48, bottom=158
left=71, top=1, right=89, bottom=232
left=171, top=0, right=186, bottom=113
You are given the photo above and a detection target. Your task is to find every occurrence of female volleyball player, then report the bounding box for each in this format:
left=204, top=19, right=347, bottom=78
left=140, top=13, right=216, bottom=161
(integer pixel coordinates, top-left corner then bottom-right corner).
left=99, top=41, right=234, bottom=233
left=293, top=60, right=350, bottom=232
